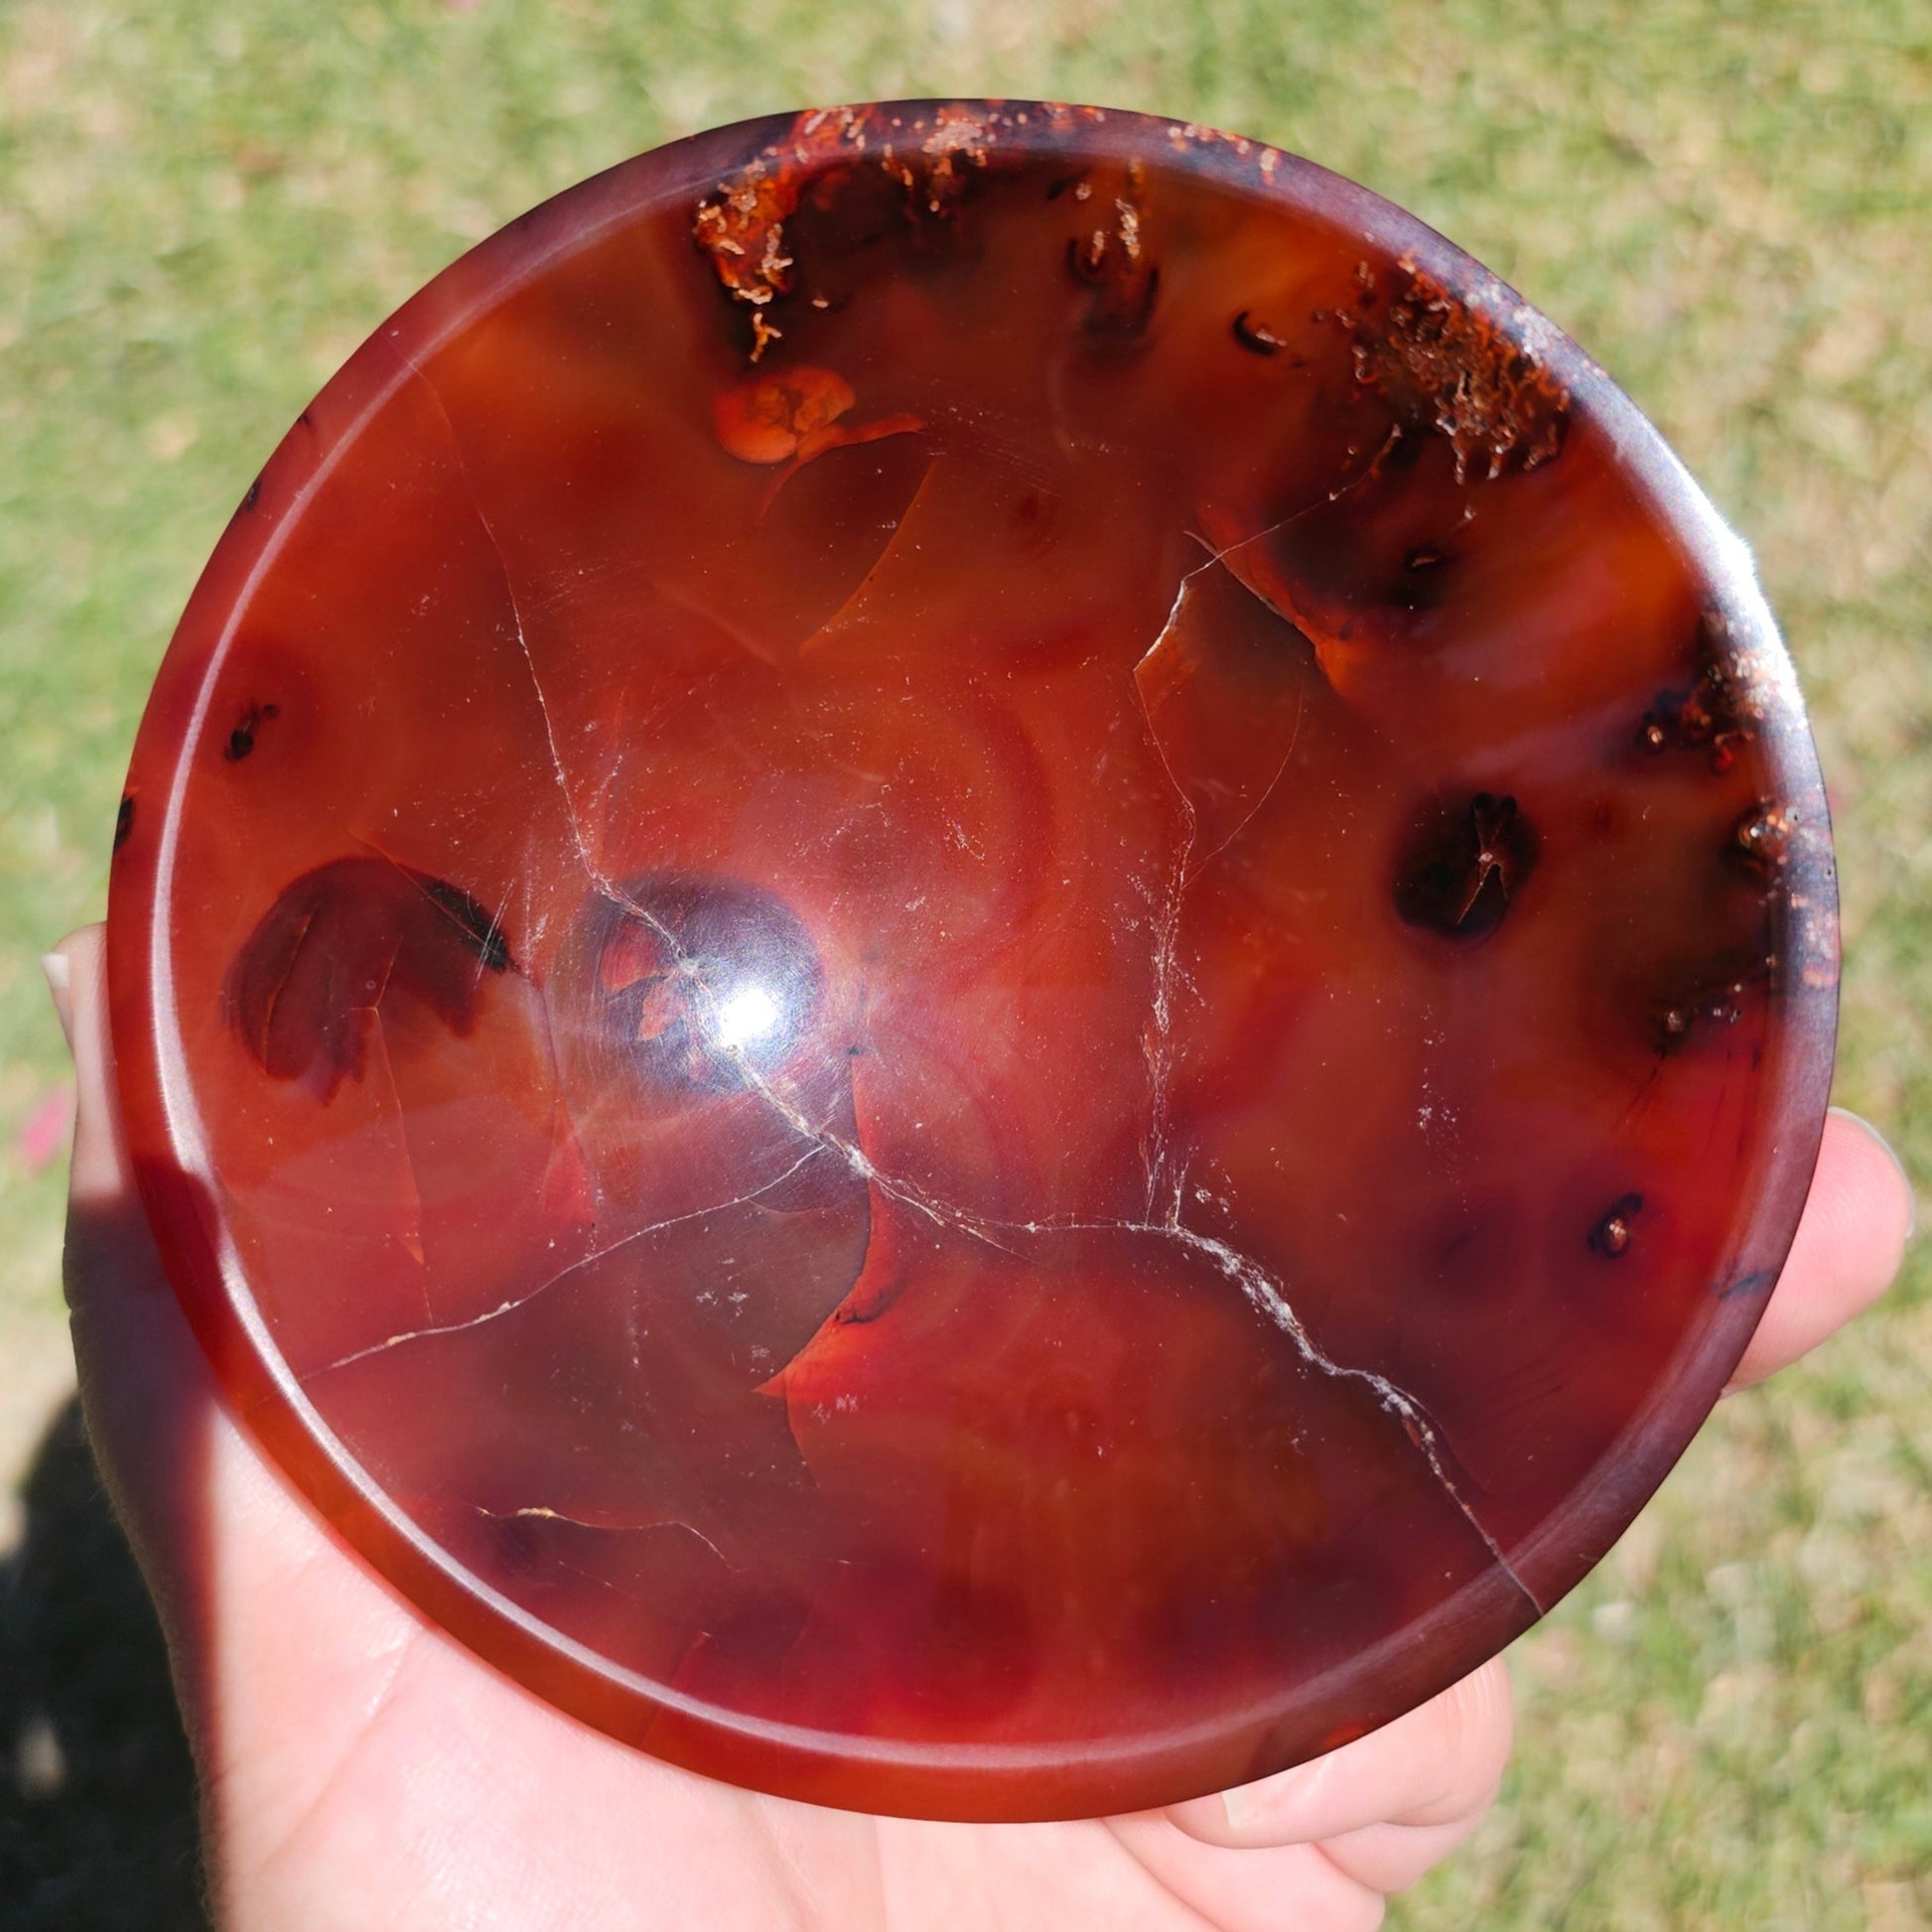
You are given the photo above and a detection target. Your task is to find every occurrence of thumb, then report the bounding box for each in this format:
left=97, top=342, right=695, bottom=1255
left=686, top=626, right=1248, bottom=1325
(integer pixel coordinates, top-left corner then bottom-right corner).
left=49, top=922, right=219, bottom=1631
left=50, top=922, right=442, bottom=1898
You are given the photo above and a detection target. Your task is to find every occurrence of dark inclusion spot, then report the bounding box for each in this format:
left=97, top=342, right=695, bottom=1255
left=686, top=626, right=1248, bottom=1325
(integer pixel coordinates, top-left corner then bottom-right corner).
left=1636, top=610, right=1750, bottom=773
left=584, top=875, right=824, bottom=1097
left=1718, top=1266, right=1778, bottom=1300
left=1393, top=792, right=1538, bottom=942
left=1652, top=948, right=1775, bottom=1056
left=1232, top=311, right=1286, bottom=355
left=419, top=874, right=513, bottom=973
left=241, top=477, right=262, bottom=512
left=1729, top=799, right=1792, bottom=881
left=223, top=701, right=280, bottom=762
left=113, top=793, right=135, bottom=852
left=1378, top=421, right=1427, bottom=472
left=1385, top=540, right=1459, bottom=613
left=1065, top=226, right=1160, bottom=344
left=226, top=857, right=511, bottom=1101
left=1588, top=1192, right=1645, bottom=1259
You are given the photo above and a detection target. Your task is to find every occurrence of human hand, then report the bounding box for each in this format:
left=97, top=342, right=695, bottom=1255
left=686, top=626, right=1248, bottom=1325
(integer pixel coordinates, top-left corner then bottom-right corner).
left=48, top=923, right=1912, bottom=1931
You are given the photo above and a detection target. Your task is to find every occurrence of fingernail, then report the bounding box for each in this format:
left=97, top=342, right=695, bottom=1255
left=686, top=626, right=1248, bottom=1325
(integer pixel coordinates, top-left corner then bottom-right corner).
left=43, top=951, right=74, bottom=1051
left=1829, top=1106, right=1916, bottom=1242
left=1221, top=1781, right=1264, bottom=1833
left=1220, top=1763, right=1307, bottom=1835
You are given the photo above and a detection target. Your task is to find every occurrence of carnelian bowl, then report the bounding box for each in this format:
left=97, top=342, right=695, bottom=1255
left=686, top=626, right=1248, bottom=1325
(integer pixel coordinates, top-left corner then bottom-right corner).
left=107, top=101, right=1837, bottom=1820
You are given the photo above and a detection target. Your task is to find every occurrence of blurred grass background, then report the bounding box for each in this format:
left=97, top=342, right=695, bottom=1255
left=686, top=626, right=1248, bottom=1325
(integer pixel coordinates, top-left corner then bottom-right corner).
left=0, top=0, right=1926, bottom=1924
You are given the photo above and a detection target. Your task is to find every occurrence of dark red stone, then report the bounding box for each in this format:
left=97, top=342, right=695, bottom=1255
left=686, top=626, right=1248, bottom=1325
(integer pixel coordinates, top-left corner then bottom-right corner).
left=106, top=101, right=1838, bottom=1821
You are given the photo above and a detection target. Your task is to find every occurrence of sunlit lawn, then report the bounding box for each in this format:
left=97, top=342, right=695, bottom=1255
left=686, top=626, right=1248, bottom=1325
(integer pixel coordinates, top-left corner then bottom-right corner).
left=2, top=2, right=1927, bottom=1924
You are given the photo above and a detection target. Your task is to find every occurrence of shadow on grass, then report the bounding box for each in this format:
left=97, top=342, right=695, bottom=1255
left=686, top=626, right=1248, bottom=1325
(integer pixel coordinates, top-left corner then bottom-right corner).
left=0, top=1397, right=207, bottom=1930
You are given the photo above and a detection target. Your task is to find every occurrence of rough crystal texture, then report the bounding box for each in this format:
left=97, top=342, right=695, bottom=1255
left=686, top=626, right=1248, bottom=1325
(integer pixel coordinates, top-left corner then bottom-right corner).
left=107, top=102, right=1838, bottom=1821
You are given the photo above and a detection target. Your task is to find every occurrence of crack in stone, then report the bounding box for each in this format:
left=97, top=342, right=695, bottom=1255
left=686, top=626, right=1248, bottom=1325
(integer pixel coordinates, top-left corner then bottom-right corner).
left=792, top=453, right=941, bottom=655
left=250, top=902, right=318, bottom=1076
left=398, top=350, right=716, bottom=1282
left=390, top=349, right=1536, bottom=1611
left=523, top=828, right=1031, bottom=1271
left=931, top=1182, right=1547, bottom=1617
left=1193, top=434, right=1428, bottom=685
left=307, top=1146, right=832, bottom=1378
left=346, top=830, right=511, bottom=997
left=402, top=355, right=1026, bottom=1311
left=1127, top=525, right=1319, bottom=1216
left=714, top=1045, right=1028, bottom=1264
left=471, top=1504, right=740, bottom=1571
left=399, top=351, right=1033, bottom=1276
left=396, top=353, right=633, bottom=925
left=1190, top=690, right=1306, bottom=875
left=1112, top=524, right=1541, bottom=1614
left=354, top=1000, right=432, bottom=1307
left=1131, top=572, right=1197, bottom=1216
left=1152, top=1210, right=1546, bottom=1615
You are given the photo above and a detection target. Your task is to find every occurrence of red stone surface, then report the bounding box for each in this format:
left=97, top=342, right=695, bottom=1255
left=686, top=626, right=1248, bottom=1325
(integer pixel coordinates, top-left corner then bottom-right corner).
left=106, top=102, right=1838, bottom=1821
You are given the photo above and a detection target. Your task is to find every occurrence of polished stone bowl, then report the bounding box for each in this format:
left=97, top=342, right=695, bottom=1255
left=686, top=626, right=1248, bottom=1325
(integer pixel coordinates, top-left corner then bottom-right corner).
left=107, top=101, right=1836, bottom=1820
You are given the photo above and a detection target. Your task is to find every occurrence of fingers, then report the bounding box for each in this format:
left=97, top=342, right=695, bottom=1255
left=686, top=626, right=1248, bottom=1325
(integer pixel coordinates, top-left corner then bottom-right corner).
left=1165, top=1656, right=1514, bottom=1857
left=1105, top=1819, right=1386, bottom=1932
left=44, top=925, right=134, bottom=1209
left=47, top=922, right=463, bottom=1898
left=50, top=923, right=212, bottom=1537
left=1147, top=1660, right=1514, bottom=1919
left=1726, top=1107, right=1914, bottom=1392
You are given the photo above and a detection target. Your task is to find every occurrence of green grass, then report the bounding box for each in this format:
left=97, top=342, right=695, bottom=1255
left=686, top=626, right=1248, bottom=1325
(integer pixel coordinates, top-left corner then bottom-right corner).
left=2, top=1, right=1927, bottom=1922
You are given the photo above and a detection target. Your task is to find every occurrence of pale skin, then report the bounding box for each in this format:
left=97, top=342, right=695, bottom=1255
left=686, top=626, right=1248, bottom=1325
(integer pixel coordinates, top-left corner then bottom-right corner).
left=48, top=924, right=1913, bottom=1931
